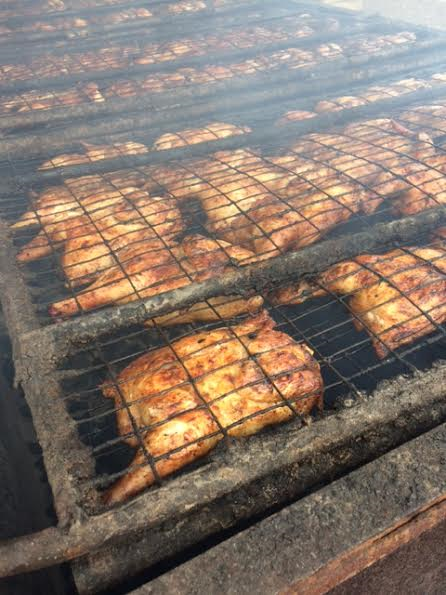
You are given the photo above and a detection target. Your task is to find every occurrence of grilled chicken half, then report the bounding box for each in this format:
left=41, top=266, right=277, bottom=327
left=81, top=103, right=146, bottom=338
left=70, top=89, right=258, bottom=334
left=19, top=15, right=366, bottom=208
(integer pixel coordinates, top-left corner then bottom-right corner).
left=271, top=244, right=446, bottom=358
left=49, top=234, right=263, bottom=320
left=102, top=311, right=323, bottom=504
left=142, top=149, right=380, bottom=258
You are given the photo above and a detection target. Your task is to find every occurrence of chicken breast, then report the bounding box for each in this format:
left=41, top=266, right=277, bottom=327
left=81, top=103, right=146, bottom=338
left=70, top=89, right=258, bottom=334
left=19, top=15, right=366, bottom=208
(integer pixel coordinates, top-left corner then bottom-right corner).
left=12, top=170, right=146, bottom=230
left=102, top=311, right=323, bottom=504
left=271, top=244, right=446, bottom=358
left=49, top=234, right=263, bottom=319
left=397, top=103, right=446, bottom=138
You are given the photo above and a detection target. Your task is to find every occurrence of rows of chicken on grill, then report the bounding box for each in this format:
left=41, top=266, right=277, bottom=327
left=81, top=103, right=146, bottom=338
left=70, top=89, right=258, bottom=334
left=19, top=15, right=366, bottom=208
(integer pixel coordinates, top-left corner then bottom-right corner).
left=0, top=0, right=224, bottom=22
left=0, top=29, right=414, bottom=95
left=11, top=102, right=446, bottom=503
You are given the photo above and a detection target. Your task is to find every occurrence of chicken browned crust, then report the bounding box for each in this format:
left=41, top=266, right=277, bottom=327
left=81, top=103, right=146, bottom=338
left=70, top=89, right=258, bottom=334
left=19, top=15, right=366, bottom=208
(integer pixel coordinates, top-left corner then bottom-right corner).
left=12, top=170, right=147, bottom=231
left=102, top=311, right=323, bottom=504
left=38, top=141, right=148, bottom=170
left=142, top=149, right=381, bottom=258
left=49, top=234, right=263, bottom=319
left=60, top=193, right=182, bottom=287
left=271, top=244, right=446, bottom=358
left=15, top=187, right=183, bottom=264
left=153, top=122, right=251, bottom=150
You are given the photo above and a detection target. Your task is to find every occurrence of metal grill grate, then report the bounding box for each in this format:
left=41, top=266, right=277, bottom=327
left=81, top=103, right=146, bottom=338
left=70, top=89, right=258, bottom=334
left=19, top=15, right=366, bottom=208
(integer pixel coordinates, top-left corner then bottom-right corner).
left=58, top=244, right=446, bottom=507
left=2, top=2, right=446, bottom=593
left=5, top=105, right=446, bottom=327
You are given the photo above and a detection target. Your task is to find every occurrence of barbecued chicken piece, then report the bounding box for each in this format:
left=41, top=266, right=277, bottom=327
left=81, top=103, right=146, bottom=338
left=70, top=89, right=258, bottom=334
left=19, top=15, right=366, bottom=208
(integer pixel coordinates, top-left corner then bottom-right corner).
left=397, top=104, right=446, bottom=138
left=140, top=150, right=381, bottom=257
left=16, top=188, right=183, bottom=263
left=153, top=122, right=251, bottom=150
left=101, top=8, right=152, bottom=24
left=271, top=245, right=446, bottom=359
left=389, top=154, right=446, bottom=215
left=61, top=194, right=183, bottom=287
left=38, top=141, right=148, bottom=170
left=102, top=311, right=323, bottom=504
left=12, top=170, right=147, bottom=230
left=315, top=96, right=369, bottom=113
left=432, top=227, right=446, bottom=242
left=362, top=78, right=431, bottom=101
left=0, top=83, right=104, bottom=114
left=204, top=170, right=379, bottom=256
left=276, top=110, right=317, bottom=125
left=289, top=121, right=437, bottom=203
left=49, top=234, right=263, bottom=319
left=291, top=119, right=435, bottom=163
left=168, top=0, right=206, bottom=14
left=314, top=79, right=430, bottom=113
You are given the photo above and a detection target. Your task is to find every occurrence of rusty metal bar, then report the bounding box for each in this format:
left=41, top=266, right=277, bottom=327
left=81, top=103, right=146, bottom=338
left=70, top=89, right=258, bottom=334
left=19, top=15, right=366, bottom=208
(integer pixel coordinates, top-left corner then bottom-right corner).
left=0, top=0, right=361, bottom=57
left=3, top=76, right=446, bottom=185
left=0, top=0, right=355, bottom=28
left=0, top=220, right=94, bottom=527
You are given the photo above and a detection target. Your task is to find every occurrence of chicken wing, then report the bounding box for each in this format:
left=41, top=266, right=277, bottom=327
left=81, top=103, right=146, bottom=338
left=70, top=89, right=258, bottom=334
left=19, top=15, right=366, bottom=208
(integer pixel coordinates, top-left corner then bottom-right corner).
left=49, top=234, right=263, bottom=319
left=102, top=311, right=323, bottom=504
left=271, top=244, right=446, bottom=358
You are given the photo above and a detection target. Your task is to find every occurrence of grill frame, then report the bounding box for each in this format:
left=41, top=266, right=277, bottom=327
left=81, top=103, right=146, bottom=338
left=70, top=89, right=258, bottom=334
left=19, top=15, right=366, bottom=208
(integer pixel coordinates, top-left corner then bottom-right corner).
left=2, top=3, right=446, bottom=592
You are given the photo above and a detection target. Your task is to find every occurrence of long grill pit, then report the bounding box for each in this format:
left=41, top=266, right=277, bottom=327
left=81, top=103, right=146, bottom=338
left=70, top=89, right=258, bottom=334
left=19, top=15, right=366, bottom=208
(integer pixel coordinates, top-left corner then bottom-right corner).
left=1, top=1, right=446, bottom=594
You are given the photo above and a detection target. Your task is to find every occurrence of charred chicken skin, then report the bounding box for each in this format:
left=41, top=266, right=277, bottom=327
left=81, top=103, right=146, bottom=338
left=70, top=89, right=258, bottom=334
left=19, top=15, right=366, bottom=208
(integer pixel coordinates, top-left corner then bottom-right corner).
left=271, top=245, right=446, bottom=358
left=49, top=234, right=263, bottom=320
left=102, top=311, right=323, bottom=504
